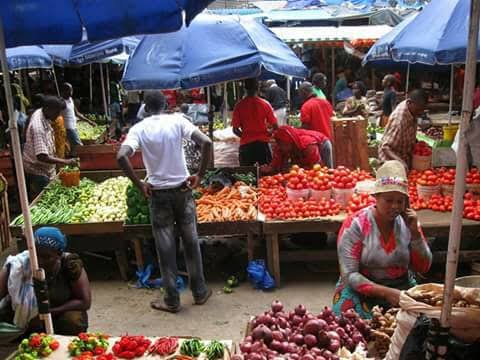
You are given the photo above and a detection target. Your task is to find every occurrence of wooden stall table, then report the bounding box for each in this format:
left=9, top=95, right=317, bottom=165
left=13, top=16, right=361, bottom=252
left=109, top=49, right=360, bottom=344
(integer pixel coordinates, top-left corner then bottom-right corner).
left=263, top=210, right=480, bottom=286
left=124, top=221, right=262, bottom=271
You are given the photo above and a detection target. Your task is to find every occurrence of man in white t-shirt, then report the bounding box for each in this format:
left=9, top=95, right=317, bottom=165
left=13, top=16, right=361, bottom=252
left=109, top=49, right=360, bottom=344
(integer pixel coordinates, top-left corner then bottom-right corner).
left=117, top=91, right=213, bottom=313
left=60, top=83, right=94, bottom=156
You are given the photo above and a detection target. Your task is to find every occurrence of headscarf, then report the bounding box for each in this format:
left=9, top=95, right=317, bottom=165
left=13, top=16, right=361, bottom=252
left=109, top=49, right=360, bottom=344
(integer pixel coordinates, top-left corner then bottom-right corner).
left=34, top=227, right=67, bottom=252
left=273, top=126, right=327, bottom=151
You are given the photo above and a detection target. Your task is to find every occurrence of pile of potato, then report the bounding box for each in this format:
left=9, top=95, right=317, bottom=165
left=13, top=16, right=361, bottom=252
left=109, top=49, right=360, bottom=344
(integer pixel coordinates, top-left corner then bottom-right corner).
left=369, top=306, right=398, bottom=358
left=408, top=288, right=480, bottom=308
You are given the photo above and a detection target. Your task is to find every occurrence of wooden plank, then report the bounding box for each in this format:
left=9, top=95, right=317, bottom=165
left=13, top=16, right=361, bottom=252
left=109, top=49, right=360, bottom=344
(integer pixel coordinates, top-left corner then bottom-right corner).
left=271, top=233, right=280, bottom=287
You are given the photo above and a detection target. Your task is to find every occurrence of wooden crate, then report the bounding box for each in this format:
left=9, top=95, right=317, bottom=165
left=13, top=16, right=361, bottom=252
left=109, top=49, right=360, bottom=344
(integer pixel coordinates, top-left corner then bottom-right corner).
left=332, top=116, right=369, bottom=170
left=77, top=144, right=144, bottom=170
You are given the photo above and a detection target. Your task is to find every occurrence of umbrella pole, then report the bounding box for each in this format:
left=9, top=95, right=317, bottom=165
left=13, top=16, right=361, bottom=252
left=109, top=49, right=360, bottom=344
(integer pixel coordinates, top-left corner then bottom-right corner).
left=448, top=64, right=455, bottom=125
left=0, top=18, right=54, bottom=334
left=106, top=63, right=111, bottom=116
left=286, top=76, right=291, bottom=104
left=99, top=64, right=108, bottom=118
left=331, top=47, right=335, bottom=105
left=440, top=0, right=480, bottom=329
left=89, top=64, right=93, bottom=112
left=405, top=63, right=410, bottom=94
left=223, top=82, right=228, bottom=126
left=52, top=67, right=60, bottom=96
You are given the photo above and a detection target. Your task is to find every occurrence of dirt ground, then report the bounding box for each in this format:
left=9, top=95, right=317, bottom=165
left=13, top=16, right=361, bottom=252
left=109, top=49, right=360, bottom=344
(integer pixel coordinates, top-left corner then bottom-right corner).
left=88, top=272, right=338, bottom=342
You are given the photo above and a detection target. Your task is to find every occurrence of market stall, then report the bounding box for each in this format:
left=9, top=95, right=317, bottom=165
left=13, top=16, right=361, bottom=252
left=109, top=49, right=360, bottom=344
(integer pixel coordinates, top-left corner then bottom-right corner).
left=259, top=165, right=480, bottom=286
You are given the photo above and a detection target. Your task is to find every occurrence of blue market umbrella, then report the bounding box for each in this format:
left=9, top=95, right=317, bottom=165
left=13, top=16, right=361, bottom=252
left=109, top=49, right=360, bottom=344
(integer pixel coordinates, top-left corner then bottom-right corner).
left=362, top=12, right=418, bottom=66
left=68, top=36, right=141, bottom=65
left=390, top=0, right=480, bottom=65
left=122, top=14, right=308, bottom=90
left=1, top=0, right=215, bottom=48
left=6, top=46, right=52, bottom=70
left=0, top=0, right=214, bottom=334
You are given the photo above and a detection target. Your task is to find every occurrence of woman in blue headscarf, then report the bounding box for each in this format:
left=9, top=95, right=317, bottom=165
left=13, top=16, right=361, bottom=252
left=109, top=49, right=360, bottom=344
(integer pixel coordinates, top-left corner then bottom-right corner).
left=0, top=227, right=91, bottom=336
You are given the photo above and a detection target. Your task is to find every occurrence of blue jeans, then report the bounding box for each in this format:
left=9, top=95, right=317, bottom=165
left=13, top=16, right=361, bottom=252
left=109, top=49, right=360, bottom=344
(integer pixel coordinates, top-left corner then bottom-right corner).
left=149, top=187, right=208, bottom=308
left=66, top=128, right=82, bottom=146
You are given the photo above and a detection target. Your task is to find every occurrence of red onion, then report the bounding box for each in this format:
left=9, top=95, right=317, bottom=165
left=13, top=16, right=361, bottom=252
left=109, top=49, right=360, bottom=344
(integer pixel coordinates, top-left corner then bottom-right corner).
left=292, top=315, right=303, bottom=326
left=293, top=333, right=304, bottom=345
left=326, top=331, right=340, bottom=342
left=328, top=339, right=340, bottom=353
left=317, top=331, right=330, bottom=348
left=304, top=319, right=322, bottom=335
left=301, top=355, right=315, bottom=360
left=295, top=304, right=307, bottom=316
left=304, top=334, right=317, bottom=348
left=352, top=332, right=364, bottom=344
left=271, top=300, right=283, bottom=313
left=240, top=342, right=252, bottom=353
left=271, top=330, right=284, bottom=342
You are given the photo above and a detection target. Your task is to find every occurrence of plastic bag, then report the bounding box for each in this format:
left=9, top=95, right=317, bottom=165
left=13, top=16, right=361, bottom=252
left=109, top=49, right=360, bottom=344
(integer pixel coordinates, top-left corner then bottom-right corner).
left=214, top=141, right=239, bottom=168
left=247, top=260, right=275, bottom=290
left=135, top=264, right=186, bottom=291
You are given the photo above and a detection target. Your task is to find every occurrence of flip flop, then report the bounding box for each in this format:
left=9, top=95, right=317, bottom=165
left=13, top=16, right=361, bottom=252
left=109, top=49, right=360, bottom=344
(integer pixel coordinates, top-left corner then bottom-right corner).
left=150, top=299, right=181, bottom=313
left=194, top=288, right=212, bottom=305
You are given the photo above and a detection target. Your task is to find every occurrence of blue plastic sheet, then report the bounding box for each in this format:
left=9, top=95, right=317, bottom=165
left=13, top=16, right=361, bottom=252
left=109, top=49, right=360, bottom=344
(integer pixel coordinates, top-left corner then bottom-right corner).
left=135, top=264, right=186, bottom=291
left=121, top=14, right=307, bottom=90
left=247, top=260, right=276, bottom=290
left=0, top=0, right=214, bottom=48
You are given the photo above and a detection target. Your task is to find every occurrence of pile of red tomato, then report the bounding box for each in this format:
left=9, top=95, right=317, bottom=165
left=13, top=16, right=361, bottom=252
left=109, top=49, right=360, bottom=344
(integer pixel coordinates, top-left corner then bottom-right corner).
left=346, top=193, right=376, bottom=215
left=416, top=169, right=440, bottom=186
left=466, top=167, right=480, bottom=184
left=464, top=192, right=480, bottom=221
left=259, top=165, right=375, bottom=220
left=413, top=141, right=433, bottom=156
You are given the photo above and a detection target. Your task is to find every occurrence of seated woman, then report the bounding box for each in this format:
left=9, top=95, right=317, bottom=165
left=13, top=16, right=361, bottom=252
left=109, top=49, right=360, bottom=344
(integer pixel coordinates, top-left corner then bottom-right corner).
left=0, top=227, right=91, bottom=336
left=260, top=125, right=333, bottom=174
left=342, top=81, right=369, bottom=118
left=333, top=160, right=432, bottom=319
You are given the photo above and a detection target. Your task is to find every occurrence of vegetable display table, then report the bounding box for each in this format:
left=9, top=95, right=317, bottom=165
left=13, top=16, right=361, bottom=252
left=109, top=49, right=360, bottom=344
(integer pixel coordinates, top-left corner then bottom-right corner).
left=9, top=170, right=142, bottom=281
left=263, top=210, right=480, bottom=286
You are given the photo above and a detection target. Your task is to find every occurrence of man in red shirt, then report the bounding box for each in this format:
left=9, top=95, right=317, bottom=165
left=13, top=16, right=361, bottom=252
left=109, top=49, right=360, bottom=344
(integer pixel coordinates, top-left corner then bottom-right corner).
left=232, top=78, right=278, bottom=166
left=298, top=82, right=334, bottom=139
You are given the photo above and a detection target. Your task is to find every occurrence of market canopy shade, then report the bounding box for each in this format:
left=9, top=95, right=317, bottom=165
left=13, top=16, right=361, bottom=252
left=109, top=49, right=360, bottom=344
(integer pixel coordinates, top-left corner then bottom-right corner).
left=6, top=46, right=52, bottom=70
left=121, top=14, right=308, bottom=90
left=271, top=25, right=392, bottom=44
left=390, top=0, right=480, bottom=65
left=0, top=0, right=215, bottom=48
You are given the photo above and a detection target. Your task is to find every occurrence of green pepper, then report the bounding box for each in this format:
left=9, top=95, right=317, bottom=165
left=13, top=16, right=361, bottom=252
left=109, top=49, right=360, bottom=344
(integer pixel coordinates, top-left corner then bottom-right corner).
left=223, top=286, right=233, bottom=294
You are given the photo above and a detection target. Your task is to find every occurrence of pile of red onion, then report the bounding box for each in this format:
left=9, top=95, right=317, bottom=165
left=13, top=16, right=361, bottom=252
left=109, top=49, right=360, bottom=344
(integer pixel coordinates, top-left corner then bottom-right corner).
left=236, top=301, right=371, bottom=360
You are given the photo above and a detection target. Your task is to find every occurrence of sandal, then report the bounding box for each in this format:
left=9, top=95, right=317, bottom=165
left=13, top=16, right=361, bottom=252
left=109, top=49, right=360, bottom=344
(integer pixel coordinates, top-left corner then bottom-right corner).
left=150, top=299, right=181, bottom=313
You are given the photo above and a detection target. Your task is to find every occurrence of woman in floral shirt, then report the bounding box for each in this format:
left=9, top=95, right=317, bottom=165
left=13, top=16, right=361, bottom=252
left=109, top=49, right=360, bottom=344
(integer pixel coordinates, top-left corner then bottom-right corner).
left=333, top=160, right=432, bottom=318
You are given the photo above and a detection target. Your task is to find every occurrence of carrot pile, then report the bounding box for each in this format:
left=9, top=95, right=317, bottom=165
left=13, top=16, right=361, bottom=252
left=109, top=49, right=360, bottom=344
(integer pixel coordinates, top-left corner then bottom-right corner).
left=196, top=182, right=257, bottom=223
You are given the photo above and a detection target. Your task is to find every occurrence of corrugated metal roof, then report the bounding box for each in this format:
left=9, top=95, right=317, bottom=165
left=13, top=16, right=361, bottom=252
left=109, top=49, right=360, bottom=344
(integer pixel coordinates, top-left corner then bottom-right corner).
left=208, top=0, right=252, bottom=9
left=270, top=25, right=392, bottom=42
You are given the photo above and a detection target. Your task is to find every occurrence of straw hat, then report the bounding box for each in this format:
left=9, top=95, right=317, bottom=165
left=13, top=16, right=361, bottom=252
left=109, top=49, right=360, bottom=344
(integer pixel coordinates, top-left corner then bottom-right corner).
left=373, top=160, right=409, bottom=196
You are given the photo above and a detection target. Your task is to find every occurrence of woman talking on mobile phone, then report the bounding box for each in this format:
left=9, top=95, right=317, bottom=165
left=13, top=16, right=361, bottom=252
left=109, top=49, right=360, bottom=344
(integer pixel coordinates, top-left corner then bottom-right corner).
left=332, top=160, right=432, bottom=319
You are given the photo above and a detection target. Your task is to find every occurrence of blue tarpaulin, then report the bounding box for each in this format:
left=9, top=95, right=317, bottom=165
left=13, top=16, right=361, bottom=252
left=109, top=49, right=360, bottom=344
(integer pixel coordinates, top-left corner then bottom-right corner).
left=121, top=14, right=308, bottom=90
left=391, top=0, right=480, bottom=65
left=6, top=46, right=52, bottom=70
left=0, top=0, right=215, bottom=48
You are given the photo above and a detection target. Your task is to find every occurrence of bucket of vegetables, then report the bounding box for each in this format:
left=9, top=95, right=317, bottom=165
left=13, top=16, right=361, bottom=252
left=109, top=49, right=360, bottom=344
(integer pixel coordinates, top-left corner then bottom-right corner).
left=59, top=165, right=80, bottom=187
left=412, top=142, right=432, bottom=171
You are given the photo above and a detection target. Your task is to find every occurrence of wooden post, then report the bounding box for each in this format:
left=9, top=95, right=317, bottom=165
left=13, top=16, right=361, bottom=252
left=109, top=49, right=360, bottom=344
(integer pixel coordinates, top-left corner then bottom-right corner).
left=440, top=0, right=480, bottom=328
left=99, top=63, right=109, bottom=117
left=405, top=63, right=410, bottom=94
left=448, top=64, right=455, bottom=124
left=331, top=47, right=335, bottom=104
left=0, top=17, right=54, bottom=334
left=89, top=64, right=93, bottom=111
